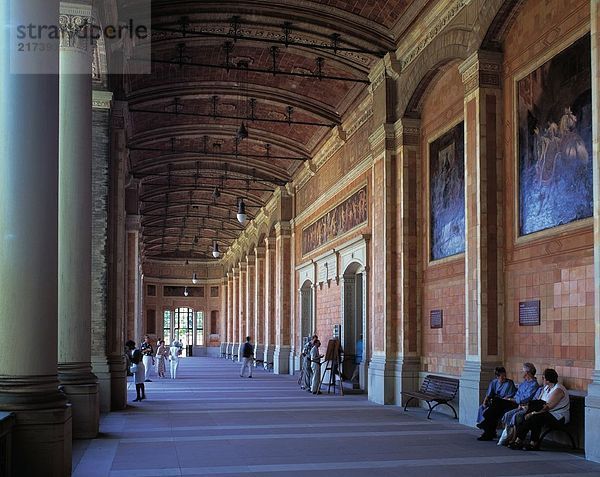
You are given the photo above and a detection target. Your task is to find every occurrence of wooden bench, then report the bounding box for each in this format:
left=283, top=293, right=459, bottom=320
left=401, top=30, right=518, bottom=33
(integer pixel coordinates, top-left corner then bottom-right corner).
left=402, top=375, right=459, bottom=419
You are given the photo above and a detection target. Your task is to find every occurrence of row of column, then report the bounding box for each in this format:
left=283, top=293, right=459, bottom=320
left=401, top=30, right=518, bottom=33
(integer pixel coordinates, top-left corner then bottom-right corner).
left=0, top=2, right=126, bottom=474
left=222, top=224, right=292, bottom=374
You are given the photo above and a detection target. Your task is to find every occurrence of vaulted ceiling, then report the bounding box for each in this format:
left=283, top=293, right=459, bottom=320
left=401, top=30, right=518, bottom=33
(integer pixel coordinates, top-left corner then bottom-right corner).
left=121, top=0, right=421, bottom=261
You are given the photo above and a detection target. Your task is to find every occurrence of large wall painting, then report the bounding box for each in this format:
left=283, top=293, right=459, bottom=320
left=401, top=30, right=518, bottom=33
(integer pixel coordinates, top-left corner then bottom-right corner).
left=430, top=121, right=465, bottom=261
left=518, top=34, right=592, bottom=236
left=302, top=186, right=367, bottom=255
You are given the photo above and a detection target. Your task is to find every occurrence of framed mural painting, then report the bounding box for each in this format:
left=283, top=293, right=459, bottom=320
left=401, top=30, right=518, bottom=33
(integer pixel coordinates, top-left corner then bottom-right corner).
left=429, top=121, right=465, bottom=261
left=517, top=34, right=592, bottom=236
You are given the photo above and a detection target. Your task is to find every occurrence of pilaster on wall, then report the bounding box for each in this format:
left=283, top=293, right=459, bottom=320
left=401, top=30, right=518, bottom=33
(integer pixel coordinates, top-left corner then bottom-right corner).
left=458, top=50, right=504, bottom=426
left=226, top=272, right=234, bottom=356
left=586, top=0, right=600, bottom=463
left=274, top=221, right=292, bottom=374
left=231, top=267, right=240, bottom=360
left=126, top=215, right=142, bottom=345
left=220, top=278, right=228, bottom=356
left=254, top=246, right=266, bottom=363
left=238, top=262, right=248, bottom=357
left=91, top=89, right=113, bottom=413
left=107, top=101, right=128, bottom=411
left=246, top=254, right=256, bottom=347
left=264, top=237, right=277, bottom=367
left=368, top=59, right=401, bottom=404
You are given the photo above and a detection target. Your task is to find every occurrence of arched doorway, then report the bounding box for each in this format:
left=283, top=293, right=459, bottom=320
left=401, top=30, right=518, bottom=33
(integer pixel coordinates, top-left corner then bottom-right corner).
left=341, top=262, right=365, bottom=390
left=299, top=279, right=314, bottom=343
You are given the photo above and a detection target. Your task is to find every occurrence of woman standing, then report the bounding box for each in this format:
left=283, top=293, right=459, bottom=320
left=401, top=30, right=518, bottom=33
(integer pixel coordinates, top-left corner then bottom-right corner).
left=130, top=348, right=146, bottom=402
left=141, top=335, right=154, bottom=382
left=169, top=339, right=182, bottom=379
left=155, top=339, right=168, bottom=378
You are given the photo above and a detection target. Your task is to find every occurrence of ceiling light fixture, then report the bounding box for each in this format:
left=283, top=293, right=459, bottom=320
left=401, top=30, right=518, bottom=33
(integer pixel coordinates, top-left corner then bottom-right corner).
left=212, top=241, right=221, bottom=258
left=192, top=272, right=198, bottom=284
left=183, top=286, right=189, bottom=297
left=236, top=198, right=247, bottom=225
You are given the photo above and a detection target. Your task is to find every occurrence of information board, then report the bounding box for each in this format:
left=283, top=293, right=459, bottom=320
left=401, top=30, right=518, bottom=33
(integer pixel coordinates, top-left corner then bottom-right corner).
left=519, top=300, right=540, bottom=326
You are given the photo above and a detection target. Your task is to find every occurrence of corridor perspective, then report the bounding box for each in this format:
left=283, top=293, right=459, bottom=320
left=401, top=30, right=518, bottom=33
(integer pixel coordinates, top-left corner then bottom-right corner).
left=4, top=0, right=600, bottom=475
left=72, top=357, right=600, bottom=477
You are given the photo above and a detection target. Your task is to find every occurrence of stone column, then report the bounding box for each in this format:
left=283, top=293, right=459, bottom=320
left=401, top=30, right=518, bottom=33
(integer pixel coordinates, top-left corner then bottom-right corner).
left=231, top=267, right=240, bottom=360
left=58, top=3, right=99, bottom=439
left=263, top=237, right=277, bottom=366
left=238, top=262, right=247, bottom=361
left=254, top=246, right=266, bottom=364
left=274, top=222, right=292, bottom=374
left=289, top=219, right=298, bottom=374
left=392, top=118, right=422, bottom=402
left=226, top=272, right=234, bottom=357
left=220, top=277, right=228, bottom=356
left=91, top=90, right=113, bottom=413
left=0, top=1, right=72, bottom=473
left=125, top=215, right=142, bottom=345
left=246, top=253, right=256, bottom=350
left=586, top=1, right=600, bottom=462
left=107, top=102, right=128, bottom=410
left=458, top=51, right=504, bottom=426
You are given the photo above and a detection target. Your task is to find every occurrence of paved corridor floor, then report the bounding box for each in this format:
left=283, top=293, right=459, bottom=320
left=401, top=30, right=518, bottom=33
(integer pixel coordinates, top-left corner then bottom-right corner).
left=73, top=357, right=600, bottom=477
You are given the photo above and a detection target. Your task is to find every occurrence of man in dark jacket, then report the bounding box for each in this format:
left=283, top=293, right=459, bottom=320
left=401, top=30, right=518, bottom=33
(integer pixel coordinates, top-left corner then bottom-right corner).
left=240, top=336, right=254, bottom=378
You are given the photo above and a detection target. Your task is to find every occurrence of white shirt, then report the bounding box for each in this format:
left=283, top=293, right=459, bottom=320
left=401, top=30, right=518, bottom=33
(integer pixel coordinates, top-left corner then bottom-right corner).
left=540, top=383, right=570, bottom=423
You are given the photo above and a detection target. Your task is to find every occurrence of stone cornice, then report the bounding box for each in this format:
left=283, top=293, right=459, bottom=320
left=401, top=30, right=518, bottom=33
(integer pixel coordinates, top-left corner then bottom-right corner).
left=394, top=117, right=421, bottom=147
left=369, top=123, right=396, bottom=155
left=397, top=0, right=471, bottom=70
left=92, top=90, right=113, bottom=110
left=312, top=126, right=347, bottom=170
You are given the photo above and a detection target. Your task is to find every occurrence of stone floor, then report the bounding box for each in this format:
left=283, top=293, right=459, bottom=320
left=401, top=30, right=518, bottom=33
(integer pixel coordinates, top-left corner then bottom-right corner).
left=73, top=357, right=600, bottom=477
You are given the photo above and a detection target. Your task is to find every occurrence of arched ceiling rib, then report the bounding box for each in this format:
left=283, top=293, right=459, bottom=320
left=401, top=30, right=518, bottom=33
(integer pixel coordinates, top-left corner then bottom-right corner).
left=120, top=0, right=414, bottom=261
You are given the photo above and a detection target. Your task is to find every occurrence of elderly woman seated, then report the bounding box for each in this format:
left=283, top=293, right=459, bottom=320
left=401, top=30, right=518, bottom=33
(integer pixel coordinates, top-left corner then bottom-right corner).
left=496, top=362, right=541, bottom=445
left=476, top=366, right=517, bottom=440
left=509, top=368, right=570, bottom=451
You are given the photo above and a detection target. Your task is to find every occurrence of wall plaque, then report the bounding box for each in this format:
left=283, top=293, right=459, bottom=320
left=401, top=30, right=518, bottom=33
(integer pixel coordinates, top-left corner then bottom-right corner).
left=430, top=309, right=443, bottom=329
left=519, top=300, right=540, bottom=326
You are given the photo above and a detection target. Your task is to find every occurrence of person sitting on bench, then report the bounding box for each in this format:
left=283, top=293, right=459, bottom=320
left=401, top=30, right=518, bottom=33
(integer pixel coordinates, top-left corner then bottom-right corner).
left=476, top=366, right=517, bottom=440
left=509, top=368, right=570, bottom=451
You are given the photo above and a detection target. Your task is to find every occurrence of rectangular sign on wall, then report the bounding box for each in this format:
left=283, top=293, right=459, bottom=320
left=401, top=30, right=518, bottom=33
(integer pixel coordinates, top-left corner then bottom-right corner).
left=430, top=309, right=443, bottom=329
left=519, top=300, right=540, bottom=326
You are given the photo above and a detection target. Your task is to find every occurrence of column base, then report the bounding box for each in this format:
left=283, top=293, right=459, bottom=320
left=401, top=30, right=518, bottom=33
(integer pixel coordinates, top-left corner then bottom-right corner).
left=108, top=355, right=127, bottom=411
left=232, top=343, right=240, bottom=361
left=0, top=376, right=72, bottom=477
left=368, top=355, right=420, bottom=405
left=288, top=347, right=297, bottom=375
left=253, top=344, right=264, bottom=367
left=585, top=371, right=600, bottom=462
left=459, top=360, right=500, bottom=426
left=273, top=345, right=291, bottom=375
left=92, top=357, right=111, bottom=413
left=263, top=345, right=275, bottom=370
left=219, top=342, right=227, bottom=357
left=358, top=360, right=369, bottom=392
left=58, top=366, right=99, bottom=438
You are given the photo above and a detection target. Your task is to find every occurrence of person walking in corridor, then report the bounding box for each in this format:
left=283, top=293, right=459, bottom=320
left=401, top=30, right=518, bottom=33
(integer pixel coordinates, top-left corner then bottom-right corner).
left=240, top=336, right=254, bottom=378
left=310, top=339, right=323, bottom=394
left=141, top=335, right=154, bottom=382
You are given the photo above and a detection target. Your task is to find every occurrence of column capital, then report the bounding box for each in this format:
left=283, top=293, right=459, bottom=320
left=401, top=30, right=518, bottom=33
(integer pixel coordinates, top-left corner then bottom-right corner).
left=92, top=90, right=113, bottom=110
left=369, top=123, right=396, bottom=158
left=232, top=267, right=240, bottom=276
left=246, top=254, right=256, bottom=265
left=126, top=214, right=141, bottom=232
left=459, top=50, right=503, bottom=95
left=239, top=262, right=247, bottom=271
left=254, top=245, right=266, bottom=258
left=394, top=117, right=420, bottom=147
left=265, top=236, right=276, bottom=249
left=59, top=3, right=95, bottom=54
left=274, top=221, right=292, bottom=236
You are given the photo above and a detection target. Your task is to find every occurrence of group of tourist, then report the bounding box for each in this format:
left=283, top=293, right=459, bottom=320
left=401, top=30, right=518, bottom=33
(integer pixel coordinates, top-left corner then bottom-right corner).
left=477, top=363, right=570, bottom=451
left=125, top=336, right=184, bottom=402
left=301, top=335, right=324, bottom=394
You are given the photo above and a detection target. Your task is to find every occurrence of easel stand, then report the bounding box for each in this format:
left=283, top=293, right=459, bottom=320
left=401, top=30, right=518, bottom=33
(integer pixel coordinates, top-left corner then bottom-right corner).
left=316, top=339, right=344, bottom=396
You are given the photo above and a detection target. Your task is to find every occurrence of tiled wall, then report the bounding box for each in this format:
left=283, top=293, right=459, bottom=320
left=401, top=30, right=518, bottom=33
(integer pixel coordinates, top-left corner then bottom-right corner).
left=502, top=0, right=593, bottom=390
left=419, top=65, right=466, bottom=377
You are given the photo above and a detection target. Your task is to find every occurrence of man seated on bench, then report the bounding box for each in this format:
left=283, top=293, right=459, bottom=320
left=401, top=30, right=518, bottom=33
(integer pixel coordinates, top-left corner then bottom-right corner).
left=509, top=368, right=570, bottom=451
left=476, top=366, right=517, bottom=441
left=477, top=363, right=539, bottom=441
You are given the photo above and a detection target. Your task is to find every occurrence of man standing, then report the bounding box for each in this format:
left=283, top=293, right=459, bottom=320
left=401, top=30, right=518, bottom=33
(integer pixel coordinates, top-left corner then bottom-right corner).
left=310, top=339, right=323, bottom=394
left=240, top=336, right=254, bottom=378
